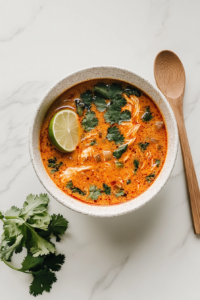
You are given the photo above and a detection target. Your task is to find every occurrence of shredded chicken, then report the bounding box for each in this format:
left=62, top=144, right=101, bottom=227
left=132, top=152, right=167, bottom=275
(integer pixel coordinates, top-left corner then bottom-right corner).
left=60, top=166, right=92, bottom=182
left=123, top=153, right=131, bottom=162
left=81, top=132, right=97, bottom=142
left=146, top=151, right=152, bottom=159
left=150, top=159, right=157, bottom=171
left=79, top=147, right=94, bottom=162
left=123, top=94, right=140, bottom=122
left=126, top=137, right=136, bottom=146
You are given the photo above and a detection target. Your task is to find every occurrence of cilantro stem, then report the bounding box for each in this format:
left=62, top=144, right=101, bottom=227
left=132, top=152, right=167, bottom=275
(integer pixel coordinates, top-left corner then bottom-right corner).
left=2, top=259, right=31, bottom=274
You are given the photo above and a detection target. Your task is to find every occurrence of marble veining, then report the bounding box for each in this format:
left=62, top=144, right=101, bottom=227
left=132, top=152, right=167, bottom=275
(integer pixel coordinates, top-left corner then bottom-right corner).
left=1, top=0, right=200, bottom=299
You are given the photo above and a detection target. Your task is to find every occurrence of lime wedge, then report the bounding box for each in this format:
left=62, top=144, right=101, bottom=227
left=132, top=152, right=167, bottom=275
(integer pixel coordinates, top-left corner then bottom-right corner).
left=48, top=109, right=80, bottom=152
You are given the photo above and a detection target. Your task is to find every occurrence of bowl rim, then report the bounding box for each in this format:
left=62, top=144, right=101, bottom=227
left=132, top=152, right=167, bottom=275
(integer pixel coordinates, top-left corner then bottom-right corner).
left=29, top=65, right=178, bottom=217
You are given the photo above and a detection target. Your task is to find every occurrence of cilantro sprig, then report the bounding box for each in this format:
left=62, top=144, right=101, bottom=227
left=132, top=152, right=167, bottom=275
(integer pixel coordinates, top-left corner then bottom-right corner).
left=0, top=194, right=68, bottom=296
left=106, top=126, right=125, bottom=145
left=66, top=180, right=86, bottom=196
left=113, top=144, right=128, bottom=159
left=87, top=185, right=102, bottom=200
left=81, top=111, right=99, bottom=132
left=48, top=157, right=63, bottom=173
left=141, top=106, right=153, bottom=122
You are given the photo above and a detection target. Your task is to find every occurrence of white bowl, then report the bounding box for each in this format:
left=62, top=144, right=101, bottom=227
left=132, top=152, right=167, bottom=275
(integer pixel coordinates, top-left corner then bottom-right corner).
left=29, top=66, right=178, bottom=217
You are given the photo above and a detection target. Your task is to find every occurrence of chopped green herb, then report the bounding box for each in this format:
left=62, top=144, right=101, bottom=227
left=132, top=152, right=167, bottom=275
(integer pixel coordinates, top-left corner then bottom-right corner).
left=90, top=140, right=97, bottom=146
left=80, top=90, right=93, bottom=107
left=141, top=106, right=153, bottom=122
left=94, top=82, right=123, bottom=99
left=104, top=106, right=131, bottom=125
left=133, top=159, right=139, bottom=174
left=126, top=179, right=131, bottom=185
left=93, top=96, right=107, bottom=112
left=66, top=180, right=73, bottom=189
left=138, top=142, right=149, bottom=152
left=48, top=158, right=63, bottom=173
left=146, top=173, right=155, bottom=183
left=115, top=161, right=124, bottom=168
left=106, top=126, right=125, bottom=145
left=87, top=185, right=102, bottom=200
left=75, top=99, right=85, bottom=116
left=155, top=159, right=160, bottom=167
left=71, top=187, right=86, bottom=195
left=0, top=194, right=68, bottom=296
left=103, top=183, right=111, bottom=195
left=93, top=83, right=110, bottom=98
left=66, top=180, right=86, bottom=196
left=124, top=86, right=142, bottom=97
left=48, top=157, right=57, bottom=164
left=81, top=111, right=99, bottom=132
left=115, top=189, right=125, bottom=197
left=113, top=144, right=128, bottom=159
left=111, top=94, right=127, bottom=108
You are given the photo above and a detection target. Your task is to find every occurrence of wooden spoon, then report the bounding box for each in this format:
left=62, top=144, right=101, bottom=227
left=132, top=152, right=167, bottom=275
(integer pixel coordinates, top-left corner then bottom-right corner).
left=154, top=50, right=200, bottom=234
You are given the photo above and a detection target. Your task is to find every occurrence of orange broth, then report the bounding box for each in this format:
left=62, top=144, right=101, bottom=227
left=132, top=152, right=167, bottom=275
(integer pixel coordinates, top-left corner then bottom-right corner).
left=40, top=79, right=167, bottom=205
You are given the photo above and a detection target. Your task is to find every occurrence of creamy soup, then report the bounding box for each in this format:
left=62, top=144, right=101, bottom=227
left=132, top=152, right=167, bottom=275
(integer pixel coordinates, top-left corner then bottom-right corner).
left=40, top=79, right=167, bottom=205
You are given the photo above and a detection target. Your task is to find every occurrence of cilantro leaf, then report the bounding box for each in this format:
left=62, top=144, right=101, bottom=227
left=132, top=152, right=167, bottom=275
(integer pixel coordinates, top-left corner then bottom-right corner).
left=71, top=187, right=86, bottom=195
left=141, top=106, right=153, bottom=122
left=94, top=82, right=123, bottom=100
left=155, top=159, right=160, bottom=167
left=5, top=206, right=22, bottom=217
left=138, top=142, right=149, bottom=152
left=0, top=234, right=23, bottom=261
left=104, top=106, right=121, bottom=125
left=66, top=180, right=73, bottom=188
left=111, top=94, right=126, bottom=108
left=30, top=269, right=57, bottom=297
left=87, top=185, right=102, bottom=200
left=80, top=90, right=93, bottom=107
left=90, top=140, right=97, bottom=146
left=66, top=180, right=86, bottom=196
left=115, top=190, right=125, bottom=197
left=81, top=111, right=98, bottom=132
left=48, top=214, right=68, bottom=242
left=0, top=211, right=4, bottom=220
left=93, top=83, right=110, bottom=98
left=29, top=226, right=55, bottom=257
left=108, top=83, right=123, bottom=99
left=104, top=106, right=131, bottom=125
left=119, top=110, right=132, bottom=124
left=28, top=212, right=51, bottom=231
left=21, top=254, right=44, bottom=272
left=3, top=219, right=24, bottom=238
left=146, top=173, right=155, bottom=183
left=124, top=86, right=141, bottom=97
left=106, top=126, right=124, bottom=145
left=133, top=159, right=139, bottom=174
left=113, top=144, right=128, bottom=159
left=20, top=194, right=50, bottom=221
left=93, top=96, right=107, bottom=112
left=44, top=254, right=65, bottom=272
left=103, top=183, right=111, bottom=195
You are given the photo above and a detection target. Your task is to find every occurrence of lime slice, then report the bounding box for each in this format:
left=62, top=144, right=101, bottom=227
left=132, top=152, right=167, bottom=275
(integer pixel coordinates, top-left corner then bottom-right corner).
left=48, top=109, right=80, bottom=152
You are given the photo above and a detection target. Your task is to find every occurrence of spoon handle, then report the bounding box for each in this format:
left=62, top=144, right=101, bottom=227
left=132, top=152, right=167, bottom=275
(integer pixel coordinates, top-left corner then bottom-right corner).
left=173, top=109, right=200, bottom=234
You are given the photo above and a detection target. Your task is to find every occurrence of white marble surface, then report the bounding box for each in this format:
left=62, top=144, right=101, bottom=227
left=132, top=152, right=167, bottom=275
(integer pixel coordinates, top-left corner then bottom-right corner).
left=1, top=0, right=200, bottom=299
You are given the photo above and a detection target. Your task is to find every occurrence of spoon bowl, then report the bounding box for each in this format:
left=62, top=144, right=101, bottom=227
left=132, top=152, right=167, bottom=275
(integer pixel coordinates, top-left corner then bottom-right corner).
left=154, top=50, right=186, bottom=99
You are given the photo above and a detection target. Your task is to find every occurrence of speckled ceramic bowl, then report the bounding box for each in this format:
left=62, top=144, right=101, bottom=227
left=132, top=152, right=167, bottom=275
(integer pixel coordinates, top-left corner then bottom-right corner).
left=29, top=66, right=178, bottom=217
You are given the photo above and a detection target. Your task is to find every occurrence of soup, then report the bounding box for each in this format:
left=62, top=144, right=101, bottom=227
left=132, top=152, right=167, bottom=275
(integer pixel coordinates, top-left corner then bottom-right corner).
left=40, top=79, right=167, bottom=205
